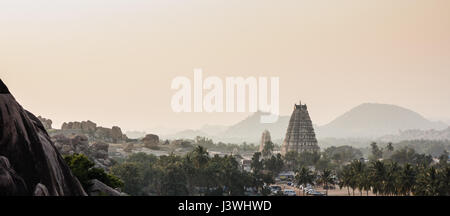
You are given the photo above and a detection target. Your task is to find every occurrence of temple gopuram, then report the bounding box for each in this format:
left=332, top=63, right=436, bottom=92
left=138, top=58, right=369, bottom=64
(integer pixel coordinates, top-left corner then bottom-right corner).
left=259, top=130, right=272, bottom=152
left=281, top=102, right=320, bottom=155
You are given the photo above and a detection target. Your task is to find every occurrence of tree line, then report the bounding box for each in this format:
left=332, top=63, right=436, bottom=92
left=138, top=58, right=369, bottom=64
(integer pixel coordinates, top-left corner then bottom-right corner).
left=294, top=143, right=449, bottom=196
left=64, top=140, right=448, bottom=196
left=111, top=146, right=275, bottom=196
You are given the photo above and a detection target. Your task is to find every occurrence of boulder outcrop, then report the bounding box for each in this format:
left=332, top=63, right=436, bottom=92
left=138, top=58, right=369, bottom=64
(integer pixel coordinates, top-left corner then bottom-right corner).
left=123, top=143, right=134, bottom=153
left=52, top=134, right=90, bottom=156
left=87, top=179, right=125, bottom=196
left=0, top=79, right=87, bottom=196
left=62, top=120, right=97, bottom=132
left=59, top=121, right=128, bottom=143
left=143, top=134, right=159, bottom=149
left=0, top=156, right=27, bottom=195
left=52, top=134, right=112, bottom=168
left=89, top=142, right=109, bottom=159
left=37, top=116, right=52, bottom=130
left=33, top=183, right=50, bottom=196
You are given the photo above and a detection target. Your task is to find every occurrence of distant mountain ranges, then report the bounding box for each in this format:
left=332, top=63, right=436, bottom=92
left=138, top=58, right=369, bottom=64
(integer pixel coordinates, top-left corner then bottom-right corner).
left=317, top=103, right=447, bottom=138
left=161, top=103, right=449, bottom=144
left=160, top=112, right=290, bottom=143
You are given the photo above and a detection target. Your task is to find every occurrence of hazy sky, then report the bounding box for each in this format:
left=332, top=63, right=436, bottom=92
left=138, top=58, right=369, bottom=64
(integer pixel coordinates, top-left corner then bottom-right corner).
left=1, top=0, right=450, bottom=133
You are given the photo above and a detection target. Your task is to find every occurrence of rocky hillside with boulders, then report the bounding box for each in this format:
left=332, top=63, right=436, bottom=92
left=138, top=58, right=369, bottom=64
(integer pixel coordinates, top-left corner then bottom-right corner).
left=36, top=116, right=168, bottom=166
left=32, top=118, right=132, bottom=168
left=0, top=79, right=125, bottom=196
left=55, top=120, right=128, bottom=143
left=51, top=134, right=113, bottom=169
left=0, top=79, right=86, bottom=196
left=37, top=116, right=53, bottom=130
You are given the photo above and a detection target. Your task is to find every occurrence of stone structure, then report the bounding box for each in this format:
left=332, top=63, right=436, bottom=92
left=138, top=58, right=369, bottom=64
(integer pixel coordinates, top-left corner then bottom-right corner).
left=259, top=130, right=272, bottom=152
left=281, top=102, right=320, bottom=155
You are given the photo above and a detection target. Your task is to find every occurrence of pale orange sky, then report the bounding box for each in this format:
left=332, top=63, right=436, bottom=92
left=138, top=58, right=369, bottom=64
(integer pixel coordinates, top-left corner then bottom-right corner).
left=1, top=0, right=450, bottom=133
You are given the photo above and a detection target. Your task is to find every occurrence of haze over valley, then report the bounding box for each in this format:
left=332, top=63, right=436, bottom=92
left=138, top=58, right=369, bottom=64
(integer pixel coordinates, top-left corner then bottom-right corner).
left=1, top=0, right=449, bottom=197
left=158, top=103, right=448, bottom=145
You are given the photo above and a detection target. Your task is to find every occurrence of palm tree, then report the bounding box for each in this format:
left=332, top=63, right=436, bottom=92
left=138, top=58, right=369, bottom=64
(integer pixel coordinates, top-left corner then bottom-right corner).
left=360, top=169, right=371, bottom=196
left=251, top=152, right=263, bottom=174
left=384, top=162, right=401, bottom=195
left=413, top=166, right=441, bottom=196
left=387, top=142, right=394, bottom=152
left=370, top=142, right=383, bottom=161
left=369, top=161, right=386, bottom=196
left=350, top=160, right=365, bottom=196
left=345, top=160, right=371, bottom=196
left=318, top=169, right=335, bottom=196
left=397, top=163, right=416, bottom=196
left=337, top=166, right=352, bottom=196
left=295, top=166, right=315, bottom=196
left=262, top=141, right=274, bottom=158
left=190, top=146, right=210, bottom=195
left=192, top=145, right=209, bottom=168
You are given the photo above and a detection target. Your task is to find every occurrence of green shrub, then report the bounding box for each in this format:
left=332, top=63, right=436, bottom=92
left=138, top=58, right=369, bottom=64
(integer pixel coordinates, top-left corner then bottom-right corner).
left=64, top=154, right=124, bottom=190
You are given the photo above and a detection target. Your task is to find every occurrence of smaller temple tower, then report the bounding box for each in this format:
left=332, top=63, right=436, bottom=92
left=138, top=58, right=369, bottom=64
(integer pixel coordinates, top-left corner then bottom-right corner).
left=259, top=130, right=272, bottom=152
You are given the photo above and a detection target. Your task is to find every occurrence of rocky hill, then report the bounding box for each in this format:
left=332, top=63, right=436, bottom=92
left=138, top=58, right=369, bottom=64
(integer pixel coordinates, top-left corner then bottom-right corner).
left=316, top=103, right=447, bottom=138
left=0, top=79, right=86, bottom=196
left=218, top=111, right=290, bottom=143
left=54, top=121, right=128, bottom=143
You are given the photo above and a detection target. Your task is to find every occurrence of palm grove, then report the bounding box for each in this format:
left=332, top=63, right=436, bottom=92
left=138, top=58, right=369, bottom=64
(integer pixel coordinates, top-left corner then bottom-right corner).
left=66, top=138, right=449, bottom=196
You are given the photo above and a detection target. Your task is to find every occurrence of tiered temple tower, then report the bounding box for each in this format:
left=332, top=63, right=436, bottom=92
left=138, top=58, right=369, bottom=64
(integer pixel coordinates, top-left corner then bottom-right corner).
left=281, top=102, right=320, bottom=155
left=259, top=130, right=272, bottom=152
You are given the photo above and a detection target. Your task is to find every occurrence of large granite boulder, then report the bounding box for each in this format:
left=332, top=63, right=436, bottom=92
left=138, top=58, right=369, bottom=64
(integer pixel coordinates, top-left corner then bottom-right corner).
left=143, top=134, right=159, bottom=149
left=111, top=126, right=123, bottom=143
left=123, top=143, right=134, bottom=153
left=61, top=120, right=97, bottom=133
left=0, top=156, right=27, bottom=195
left=52, top=134, right=112, bottom=168
left=52, top=134, right=89, bottom=156
left=89, top=142, right=109, bottom=159
left=0, top=79, right=87, bottom=196
left=71, top=135, right=90, bottom=155
left=37, top=116, right=52, bottom=130
left=59, top=121, right=127, bottom=144
left=52, top=134, right=71, bottom=148
left=94, top=127, right=112, bottom=141
left=33, top=183, right=50, bottom=196
left=94, top=126, right=127, bottom=143
left=81, top=120, right=97, bottom=133
left=87, top=179, right=125, bottom=196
